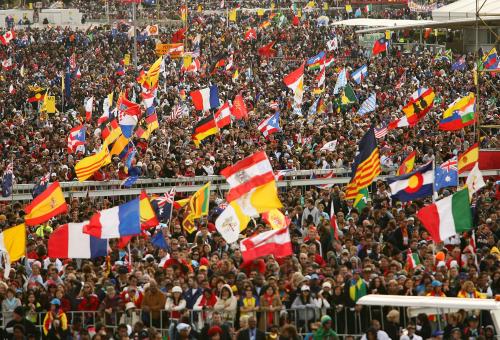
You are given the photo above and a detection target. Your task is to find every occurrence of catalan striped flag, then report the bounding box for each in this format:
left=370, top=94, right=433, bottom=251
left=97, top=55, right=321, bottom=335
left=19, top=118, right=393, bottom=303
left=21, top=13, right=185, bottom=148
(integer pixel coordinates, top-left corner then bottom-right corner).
left=345, top=128, right=381, bottom=200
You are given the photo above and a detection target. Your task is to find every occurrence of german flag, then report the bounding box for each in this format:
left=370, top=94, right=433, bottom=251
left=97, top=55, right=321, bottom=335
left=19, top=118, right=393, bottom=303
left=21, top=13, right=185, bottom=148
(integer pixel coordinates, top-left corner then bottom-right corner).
left=458, top=143, right=479, bottom=174
left=27, top=88, right=46, bottom=103
left=345, top=128, right=381, bottom=200
left=210, top=52, right=227, bottom=74
left=192, top=114, right=219, bottom=146
left=24, top=182, right=68, bottom=226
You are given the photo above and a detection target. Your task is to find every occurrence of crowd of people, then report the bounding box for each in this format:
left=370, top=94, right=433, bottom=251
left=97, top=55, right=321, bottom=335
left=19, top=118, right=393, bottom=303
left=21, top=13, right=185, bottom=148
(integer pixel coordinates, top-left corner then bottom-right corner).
left=0, top=0, right=499, bottom=339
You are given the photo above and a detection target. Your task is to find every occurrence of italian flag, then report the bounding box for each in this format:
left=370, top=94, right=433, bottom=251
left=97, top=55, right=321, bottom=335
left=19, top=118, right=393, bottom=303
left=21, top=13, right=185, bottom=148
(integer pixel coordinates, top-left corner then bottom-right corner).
left=406, top=249, right=420, bottom=270
left=416, top=188, right=472, bottom=242
left=365, top=4, right=372, bottom=12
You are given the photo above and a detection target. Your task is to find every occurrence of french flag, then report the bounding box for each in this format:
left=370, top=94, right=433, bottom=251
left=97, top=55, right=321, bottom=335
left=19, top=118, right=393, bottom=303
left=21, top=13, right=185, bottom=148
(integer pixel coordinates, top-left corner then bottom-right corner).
left=190, top=85, right=220, bottom=111
left=83, top=198, right=141, bottom=239
left=48, top=222, right=108, bottom=259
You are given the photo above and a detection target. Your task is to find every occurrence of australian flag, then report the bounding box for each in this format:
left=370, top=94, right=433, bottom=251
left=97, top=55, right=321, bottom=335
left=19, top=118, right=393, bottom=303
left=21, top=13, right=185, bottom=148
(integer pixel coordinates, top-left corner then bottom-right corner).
left=151, top=188, right=176, bottom=223
left=32, top=173, right=50, bottom=198
left=1, top=163, right=13, bottom=197
left=435, top=157, right=458, bottom=191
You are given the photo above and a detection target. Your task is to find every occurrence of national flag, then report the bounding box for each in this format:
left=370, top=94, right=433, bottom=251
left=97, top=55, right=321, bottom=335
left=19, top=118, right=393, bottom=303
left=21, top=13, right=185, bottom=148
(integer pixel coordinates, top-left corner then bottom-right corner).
left=306, top=51, right=325, bottom=69
left=145, top=24, right=159, bottom=36
left=374, top=126, right=388, bottom=139
left=326, top=37, right=338, bottom=51
left=349, top=278, right=367, bottom=303
left=27, top=88, right=46, bottom=102
left=101, top=119, right=121, bottom=143
left=0, top=224, right=25, bottom=264
left=121, top=176, right=138, bottom=188
left=32, top=173, right=50, bottom=199
left=229, top=8, right=237, bottom=21
left=283, top=63, right=305, bottom=104
left=220, top=151, right=282, bottom=217
left=451, top=56, right=467, bottom=71
left=257, top=41, right=276, bottom=58
left=435, top=157, right=458, bottom=191
left=406, top=249, right=420, bottom=270
left=258, top=112, right=281, bottom=139
left=372, top=38, right=389, bottom=56
left=388, top=162, right=434, bottom=202
left=458, top=143, right=479, bottom=174
left=117, top=92, right=141, bottom=116
left=329, top=204, right=339, bottom=240
left=345, top=4, right=353, bottom=13
left=171, top=103, right=188, bottom=121
left=321, top=140, right=337, bottom=152
left=333, top=68, right=347, bottom=94
left=353, top=187, right=369, bottom=210
left=190, top=85, right=220, bottom=111
left=388, top=116, right=409, bottom=130
left=232, top=69, right=239, bottom=81
left=230, top=94, right=248, bottom=120
left=24, top=182, right=68, bottom=226
left=1, top=58, right=13, bottom=71
left=67, top=125, right=86, bottom=154
left=402, top=87, right=435, bottom=126
left=171, top=27, right=187, bottom=43
left=142, top=56, right=163, bottom=90
left=118, top=112, right=138, bottom=139
left=482, top=47, right=498, bottom=70
left=99, top=92, right=114, bottom=125
left=209, top=52, right=227, bottom=73
left=439, top=93, right=476, bottom=131
left=262, top=209, right=290, bottom=230
left=351, top=64, right=368, bottom=84
left=465, top=163, right=485, bottom=198
left=83, top=198, right=141, bottom=239
left=140, top=191, right=159, bottom=229
left=354, top=8, right=362, bottom=17
left=180, top=58, right=201, bottom=73
left=151, top=232, right=168, bottom=250
left=40, top=94, right=56, bottom=114
left=1, top=162, right=13, bottom=198
left=434, top=49, right=453, bottom=63
left=259, top=20, right=271, bottom=29
left=215, top=102, right=231, bottom=128
left=311, top=171, right=336, bottom=190
left=341, top=84, right=357, bottom=105
left=215, top=201, right=250, bottom=243
left=416, top=188, right=472, bottom=242
left=8, top=84, right=15, bottom=94
left=315, top=61, right=326, bottom=88
left=48, top=222, right=108, bottom=259
left=189, top=182, right=211, bottom=219
left=0, top=30, right=15, bottom=45
left=240, top=226, right=292, bottom=263
left=274, top=169, right=293, bottom=181
left=192, top=114, right=219, bottom=146
left=75, top=141, right=111, bottom=181
left=151, top=188, right=176, bottom=222
left=269, top=101, right=280, bottom=111
left=83, top=97, right=93, bottom=122
left=396, top=150, right=417, bottom=176
left=135, top=113, right=159, bottom=140
left=244, top=27, right=257, bottom=40
left=345, top=129, right=381, bottom=199
left=357, top=93, right=376, bottom=115
left=365, top=4, right=372, bottom=12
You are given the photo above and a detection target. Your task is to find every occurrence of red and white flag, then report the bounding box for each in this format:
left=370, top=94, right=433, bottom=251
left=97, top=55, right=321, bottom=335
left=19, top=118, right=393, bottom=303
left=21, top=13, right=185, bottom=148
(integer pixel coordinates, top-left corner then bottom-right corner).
left=85, top=97, right=94, bottom=122
left=244, top=28, right=257, bottom=40
left=395, top=71, right=406, bottom=90
left=2, top=58, right=13, bottom=71
left=388, top=116, right=409, bottom=130
left=0, top=30, right=15, bottom=45
left=240, top=226, right=292, bottom=263
left=8, top=84, right=15, bottom=94
left=215, top=102, right=231, bottom=128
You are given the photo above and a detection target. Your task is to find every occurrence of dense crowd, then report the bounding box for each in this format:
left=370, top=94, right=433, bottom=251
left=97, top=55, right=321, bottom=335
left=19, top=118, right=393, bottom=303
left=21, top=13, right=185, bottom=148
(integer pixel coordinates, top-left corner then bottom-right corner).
left=0, top=1, right=499, bottom=340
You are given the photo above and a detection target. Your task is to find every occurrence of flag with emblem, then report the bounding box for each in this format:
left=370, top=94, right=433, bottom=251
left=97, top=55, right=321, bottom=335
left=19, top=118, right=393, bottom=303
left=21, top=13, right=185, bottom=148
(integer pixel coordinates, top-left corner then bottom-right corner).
left=258, top=112, right=281, bottom=139
left=435, top=157, right=458, bottom=191
left=24, top=182, right=68, bottom=226
left=388, top=162, right=434, bottom=202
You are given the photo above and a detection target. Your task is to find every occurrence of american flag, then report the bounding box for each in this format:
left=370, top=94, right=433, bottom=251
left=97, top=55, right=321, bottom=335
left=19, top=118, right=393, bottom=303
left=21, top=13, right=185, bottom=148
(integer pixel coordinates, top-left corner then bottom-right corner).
left=440, top=156, right=458, bottom=171
left=171, top=103, right=188, bottom=121
left=156, top=188, right=176, bottom=208
left=374, top=126, right=388, bottom=139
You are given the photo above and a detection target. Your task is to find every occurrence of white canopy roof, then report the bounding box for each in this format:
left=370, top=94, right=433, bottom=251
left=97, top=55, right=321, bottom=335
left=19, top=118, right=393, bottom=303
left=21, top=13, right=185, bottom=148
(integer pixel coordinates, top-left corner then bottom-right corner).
left=331, top=18, right=433, bottom=28
left=432, top=0, right=500, bottom=21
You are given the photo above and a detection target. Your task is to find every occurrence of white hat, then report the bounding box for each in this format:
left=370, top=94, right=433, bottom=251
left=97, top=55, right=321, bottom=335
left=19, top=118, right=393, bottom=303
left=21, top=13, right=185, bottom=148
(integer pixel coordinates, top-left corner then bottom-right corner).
left=125, top=302, right=136, bottom=311
left=322, top=282, right=332, bottom=289
left=437, top=261, right=446, bottom=268
left=176, top=323, right=191, bottom=332
left=172, top=286, right=183, bottom=293
left=301, top=285, right=310, bottom=291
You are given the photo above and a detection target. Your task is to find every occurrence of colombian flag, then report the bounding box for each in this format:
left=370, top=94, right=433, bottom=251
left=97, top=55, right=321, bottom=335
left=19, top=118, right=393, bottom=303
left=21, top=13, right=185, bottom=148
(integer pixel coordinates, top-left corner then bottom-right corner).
left=458, top=143, right=479, bottom=174
left=24, top=182, right=68, bottom=226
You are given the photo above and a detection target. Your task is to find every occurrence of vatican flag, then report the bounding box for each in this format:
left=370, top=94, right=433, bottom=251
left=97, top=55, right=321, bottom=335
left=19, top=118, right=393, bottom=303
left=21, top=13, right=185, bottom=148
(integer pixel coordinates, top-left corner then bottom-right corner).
left=215, top=201, right=250, bottom=244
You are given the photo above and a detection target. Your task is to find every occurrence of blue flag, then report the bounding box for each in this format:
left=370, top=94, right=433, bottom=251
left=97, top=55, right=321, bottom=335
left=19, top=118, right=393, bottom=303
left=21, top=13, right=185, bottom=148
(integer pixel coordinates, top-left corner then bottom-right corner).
left=121, top=176, right=139, bottom=188
left=435, top=157, right=458, bottom=191
left=355, top=8, right=362, bottom=17
left=151, top=189, right=176, bottom=223
left=151, top=232, right=169, bottom=250
left=32, top=173, right=50, bottom=198
left=1, top=163, right=13, bottom=198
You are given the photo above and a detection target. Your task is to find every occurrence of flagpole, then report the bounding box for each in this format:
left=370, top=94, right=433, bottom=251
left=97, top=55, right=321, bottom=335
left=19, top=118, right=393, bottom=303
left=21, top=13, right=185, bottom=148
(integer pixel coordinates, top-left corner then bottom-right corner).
left=432, top=158, right=436, bottom=203
left=132, top=0, right=138, bottom=69
left=128, top=242, right=132, bottom=270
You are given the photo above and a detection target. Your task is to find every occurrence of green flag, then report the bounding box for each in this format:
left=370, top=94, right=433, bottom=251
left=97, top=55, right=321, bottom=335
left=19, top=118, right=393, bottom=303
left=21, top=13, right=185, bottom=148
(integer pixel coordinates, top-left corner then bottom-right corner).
left=354, top=187, right=369, bottom=210
left=341, top=84, right=357, bottom=105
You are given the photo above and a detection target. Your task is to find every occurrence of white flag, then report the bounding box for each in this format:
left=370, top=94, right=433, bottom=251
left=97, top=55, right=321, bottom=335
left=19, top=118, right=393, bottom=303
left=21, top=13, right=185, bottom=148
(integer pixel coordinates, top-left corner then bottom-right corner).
left=321, top=140, right=337, bottom=152
left=465, top=163, right=485, bottom=199
left=215, top=202, right=249, bottom=244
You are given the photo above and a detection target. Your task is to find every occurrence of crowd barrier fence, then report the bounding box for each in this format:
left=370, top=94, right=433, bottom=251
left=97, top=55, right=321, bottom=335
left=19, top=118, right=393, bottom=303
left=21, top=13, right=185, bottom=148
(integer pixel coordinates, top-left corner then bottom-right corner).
left=0, top=304, right=494, bottom=339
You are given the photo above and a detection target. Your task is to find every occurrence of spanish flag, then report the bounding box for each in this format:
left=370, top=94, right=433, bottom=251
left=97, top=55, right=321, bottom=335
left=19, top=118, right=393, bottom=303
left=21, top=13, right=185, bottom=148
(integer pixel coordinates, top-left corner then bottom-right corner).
left=75, top=141, right=111, bottom=181
left=192, top=114, right=219, bottom=146
left=24, top=182, right=68, bottom=226
left=396, top=150, right=417, bottom=176
left=140, top=191, right=159, bottom=229
left=345, top=128, right=381, bottom=200
left=190, top=182, right=211, bottom=219
left=458, top=143, right=479, bottom=174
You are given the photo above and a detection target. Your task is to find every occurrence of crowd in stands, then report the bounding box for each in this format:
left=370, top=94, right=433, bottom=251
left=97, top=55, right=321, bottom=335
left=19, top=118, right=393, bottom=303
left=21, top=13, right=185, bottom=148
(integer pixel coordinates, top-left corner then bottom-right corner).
left=0, top=1, right=499, bottom=339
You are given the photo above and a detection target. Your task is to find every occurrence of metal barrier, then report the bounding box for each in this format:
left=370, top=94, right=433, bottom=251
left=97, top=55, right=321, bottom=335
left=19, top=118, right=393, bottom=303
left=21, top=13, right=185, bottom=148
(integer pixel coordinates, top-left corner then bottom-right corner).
left=2, top=168, right=499, bottom=203
left=0, top=305, right=494, bottom=338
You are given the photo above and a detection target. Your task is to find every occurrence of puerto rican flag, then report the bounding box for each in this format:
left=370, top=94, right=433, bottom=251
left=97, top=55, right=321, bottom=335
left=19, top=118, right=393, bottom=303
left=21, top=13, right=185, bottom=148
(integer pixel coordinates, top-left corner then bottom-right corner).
left=83, top=198, right=141, bottom=239
left=67, top=125, right=86, bottom=153
left=258, top=112, right=281, bottom=139
left=48, top=222, right=108, bottom=259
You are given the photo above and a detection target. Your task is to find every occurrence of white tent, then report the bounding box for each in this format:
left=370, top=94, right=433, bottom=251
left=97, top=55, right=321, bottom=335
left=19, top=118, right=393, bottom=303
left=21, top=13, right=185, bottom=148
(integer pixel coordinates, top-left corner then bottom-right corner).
left=432, top=0, right=500, bottom=21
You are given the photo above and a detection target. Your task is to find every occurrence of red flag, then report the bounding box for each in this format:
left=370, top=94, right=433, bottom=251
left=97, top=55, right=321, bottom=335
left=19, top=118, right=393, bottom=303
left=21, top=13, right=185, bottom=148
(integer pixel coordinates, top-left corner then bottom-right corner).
left=330, top=203, right=339, bottom=241
left=230, top=94, right=248, bottom=120
left=171, top=28, right=187, bottom=43
left=244, top=28, right=257, bottom=40
left=258, top=41, right=276, bottom=58
left=292, top=16, right=300, bottom=26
